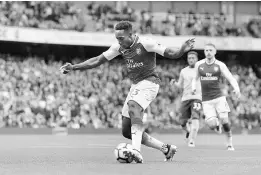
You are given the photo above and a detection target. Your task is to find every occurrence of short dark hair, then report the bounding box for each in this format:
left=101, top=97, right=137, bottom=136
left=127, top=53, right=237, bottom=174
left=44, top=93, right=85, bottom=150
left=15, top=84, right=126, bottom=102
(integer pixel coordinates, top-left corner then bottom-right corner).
left=188, top=51, right=198, bottom=57
left=205, top=43, right=216, bottom=49
left=115, top=21, right=132, bottom=32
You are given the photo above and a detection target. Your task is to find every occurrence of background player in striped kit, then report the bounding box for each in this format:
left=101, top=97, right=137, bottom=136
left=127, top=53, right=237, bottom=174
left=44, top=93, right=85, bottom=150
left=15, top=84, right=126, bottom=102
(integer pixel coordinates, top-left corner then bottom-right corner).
left=170, top=51, right=202, bottom=147
left=192, top=43, right=241, bottom=151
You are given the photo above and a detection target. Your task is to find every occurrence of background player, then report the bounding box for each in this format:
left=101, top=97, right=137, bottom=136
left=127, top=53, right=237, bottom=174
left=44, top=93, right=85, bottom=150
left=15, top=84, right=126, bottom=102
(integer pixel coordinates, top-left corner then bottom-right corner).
left=192, top=43, right=241, bottom=151
left=170, top=51, right=202, bottom=147
left=60, top=21, right=195, bottom=163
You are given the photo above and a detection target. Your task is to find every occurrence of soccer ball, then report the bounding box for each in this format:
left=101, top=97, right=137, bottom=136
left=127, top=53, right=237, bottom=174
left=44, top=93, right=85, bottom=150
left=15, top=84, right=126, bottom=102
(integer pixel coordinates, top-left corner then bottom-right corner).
left=114, top=143, right=134, bottom=163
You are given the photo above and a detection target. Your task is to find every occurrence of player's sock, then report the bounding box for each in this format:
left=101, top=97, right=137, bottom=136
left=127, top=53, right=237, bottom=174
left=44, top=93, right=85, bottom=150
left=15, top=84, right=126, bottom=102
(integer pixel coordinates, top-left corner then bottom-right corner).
left=131, top=124, right=143, bottom=152
left=141, top=132, right=169, bottom=154
left=223, top=123, right=233, bottom=146
left=189, top=119, right=199, bottom=143
left=185, top=132, right=190, bottom=139
left=182, top=124, right=190, bottom=139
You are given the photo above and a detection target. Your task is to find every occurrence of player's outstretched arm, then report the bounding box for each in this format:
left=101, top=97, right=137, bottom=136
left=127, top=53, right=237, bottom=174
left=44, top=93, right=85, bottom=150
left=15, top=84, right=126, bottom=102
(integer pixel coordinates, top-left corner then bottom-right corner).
left=60, top=44, right=120, bottom=74
left=164, top=38, right=195, bottom=59
left=73, top=54, right=108, bottom=71
left=220, top=63, right=241, bottom=99
left=142, top=37, right=195, bottom=59
left=60, top=54, right=108, bottom=74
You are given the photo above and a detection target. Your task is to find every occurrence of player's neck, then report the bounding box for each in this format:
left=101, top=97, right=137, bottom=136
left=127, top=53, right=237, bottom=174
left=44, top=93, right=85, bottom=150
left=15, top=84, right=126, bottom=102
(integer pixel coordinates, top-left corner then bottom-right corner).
left=205, top=57, right=216, bottom=65
left=128, top=34, right=137, bottom=49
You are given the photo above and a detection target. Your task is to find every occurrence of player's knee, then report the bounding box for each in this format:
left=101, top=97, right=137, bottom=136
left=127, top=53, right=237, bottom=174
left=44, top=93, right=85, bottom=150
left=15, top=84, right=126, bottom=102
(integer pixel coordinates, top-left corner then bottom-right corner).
left=191, top=111, right=200, bottom=120
left=131, top=117, right=143, bottom=126
left=127, top=100, right=143, bottom=125
left=205, top=117, right=218, bottom=130
left=178, top=113, right=188, bottom=127
left=180, top=120, right=188, bottom=129
left=219, top=112, right=229, bottom=124
left=222, top=123, right=231, bottom=132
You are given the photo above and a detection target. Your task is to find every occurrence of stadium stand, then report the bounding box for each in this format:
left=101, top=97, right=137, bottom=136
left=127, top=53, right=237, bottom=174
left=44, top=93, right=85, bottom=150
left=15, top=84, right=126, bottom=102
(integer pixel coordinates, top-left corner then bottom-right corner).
left=0, top=1, right=260, bottom=37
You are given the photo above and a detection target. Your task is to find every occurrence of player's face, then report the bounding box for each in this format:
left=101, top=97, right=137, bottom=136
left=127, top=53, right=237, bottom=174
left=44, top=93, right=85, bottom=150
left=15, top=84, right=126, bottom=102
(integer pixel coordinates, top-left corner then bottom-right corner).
left=187, top=54, right=198, bottom=67
left=115, top=30, right=133, bottom=49
left=204, top=45, right=216, bottom=59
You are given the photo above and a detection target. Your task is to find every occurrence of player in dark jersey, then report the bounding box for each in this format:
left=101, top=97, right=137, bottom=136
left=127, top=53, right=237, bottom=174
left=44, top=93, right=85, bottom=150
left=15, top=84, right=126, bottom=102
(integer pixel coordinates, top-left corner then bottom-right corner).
left=60, top=21, right=195, bottom=163
left=192, top=43, right=241, bottom=151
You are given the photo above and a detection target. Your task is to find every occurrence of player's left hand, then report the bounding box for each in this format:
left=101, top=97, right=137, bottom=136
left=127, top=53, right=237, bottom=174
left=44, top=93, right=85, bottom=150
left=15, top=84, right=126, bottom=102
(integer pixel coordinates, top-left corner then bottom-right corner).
left=181, top=38, right=195, bottom=52
left=233, top=89, right=241, bottom=100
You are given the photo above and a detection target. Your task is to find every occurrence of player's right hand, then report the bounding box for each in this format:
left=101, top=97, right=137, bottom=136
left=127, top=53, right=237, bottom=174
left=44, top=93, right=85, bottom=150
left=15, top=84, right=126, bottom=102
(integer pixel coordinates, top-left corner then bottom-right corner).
left=233, top=89, right=241, bottom=100
left=170, top=79, right=177, bottom=86
left=191, top=88, right=196, bottom=95
left=60, top=62, right=73, bottom=74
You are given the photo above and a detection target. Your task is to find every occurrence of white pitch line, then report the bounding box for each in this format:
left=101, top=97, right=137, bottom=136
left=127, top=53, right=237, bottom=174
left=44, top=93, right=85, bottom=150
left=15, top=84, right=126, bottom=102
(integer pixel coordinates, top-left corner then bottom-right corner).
left=28, top=145, right=74, bottom=148
left=27, top=144, right=114, bottom=149
left=87, top=144, right=114, bottom=147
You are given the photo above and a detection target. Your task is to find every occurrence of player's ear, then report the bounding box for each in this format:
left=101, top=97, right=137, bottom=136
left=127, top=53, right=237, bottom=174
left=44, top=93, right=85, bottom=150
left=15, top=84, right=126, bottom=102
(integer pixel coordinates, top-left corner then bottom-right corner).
left=214, top=48, right=217, bottom=55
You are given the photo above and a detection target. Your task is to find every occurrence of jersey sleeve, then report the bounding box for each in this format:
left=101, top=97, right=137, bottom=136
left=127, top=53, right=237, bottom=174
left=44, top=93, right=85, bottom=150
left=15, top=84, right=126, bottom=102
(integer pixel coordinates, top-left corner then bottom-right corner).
left=102, top=44, right=120, bottom=61
left=218, top=61, right=233, bottom=79
left=140, top=37, right=167, bottom=56
left=194, top=61, right=200, bottom=79
left=218, top=61, right=240, bottom=92
left=178, top=69, right=184, bottom=87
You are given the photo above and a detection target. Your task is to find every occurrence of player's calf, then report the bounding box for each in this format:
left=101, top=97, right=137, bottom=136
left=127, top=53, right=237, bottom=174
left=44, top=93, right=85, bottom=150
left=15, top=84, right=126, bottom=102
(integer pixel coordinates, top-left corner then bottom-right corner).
left=128, top=100, right=144, bottom=152
left=190, top=119, right=199, bottom=133
left=219, top=112, right=232, bottom=136
left=180, top=119, right=190, bottom=141
left=188, top=119, right=199, bottom=147
left=121, top=116, right=132, bottom=139
left=219, top=112, right=234, bottom=150
left=222, top=123, right=231, bottom=133
left=181, top=123, right=190, bottom=133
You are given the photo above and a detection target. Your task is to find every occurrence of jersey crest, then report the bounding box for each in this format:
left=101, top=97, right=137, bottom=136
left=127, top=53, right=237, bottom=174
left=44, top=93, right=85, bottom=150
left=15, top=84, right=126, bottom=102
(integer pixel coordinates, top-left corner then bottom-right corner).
left=136, top=48, right=141, bottom=55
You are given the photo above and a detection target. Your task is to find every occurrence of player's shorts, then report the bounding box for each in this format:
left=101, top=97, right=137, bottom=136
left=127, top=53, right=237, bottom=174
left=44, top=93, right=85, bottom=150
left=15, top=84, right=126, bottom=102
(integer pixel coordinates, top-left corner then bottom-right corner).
left=202, top=96, right=230, bottom=121
left=179, top=99, right=202, bottom=125
left=122, top=80, right=159, bottom=118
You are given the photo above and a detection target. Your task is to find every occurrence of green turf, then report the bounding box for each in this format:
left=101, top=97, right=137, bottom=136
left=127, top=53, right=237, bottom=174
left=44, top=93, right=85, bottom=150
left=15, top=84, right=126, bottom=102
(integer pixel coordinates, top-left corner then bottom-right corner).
left=0, top=134, right=260, bottom=175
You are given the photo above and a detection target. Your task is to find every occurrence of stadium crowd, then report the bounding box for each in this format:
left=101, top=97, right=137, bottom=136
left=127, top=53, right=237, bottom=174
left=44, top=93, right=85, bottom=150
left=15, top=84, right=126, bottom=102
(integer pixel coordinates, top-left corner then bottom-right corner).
left=0, top=1, right=260, bottom=37
left=0, top=55, right=260, bottom=130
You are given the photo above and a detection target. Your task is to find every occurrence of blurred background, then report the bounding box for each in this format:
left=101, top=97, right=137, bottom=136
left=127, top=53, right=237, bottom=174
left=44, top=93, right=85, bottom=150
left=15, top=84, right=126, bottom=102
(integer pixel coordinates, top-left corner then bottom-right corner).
left=0, top=1, right=260, bottom=132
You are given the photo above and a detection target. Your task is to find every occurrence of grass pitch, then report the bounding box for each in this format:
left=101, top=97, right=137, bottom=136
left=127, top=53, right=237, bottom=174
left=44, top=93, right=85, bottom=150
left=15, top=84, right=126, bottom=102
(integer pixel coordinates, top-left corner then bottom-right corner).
left=0, top=134, right=260, bottom=175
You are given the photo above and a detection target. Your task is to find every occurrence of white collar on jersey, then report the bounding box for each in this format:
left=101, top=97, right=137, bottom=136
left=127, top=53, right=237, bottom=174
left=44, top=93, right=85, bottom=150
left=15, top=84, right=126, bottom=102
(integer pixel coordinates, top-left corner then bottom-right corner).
left=205, top=58, right=216, bottom=65
left=129, top=34, right=138, bottom=48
